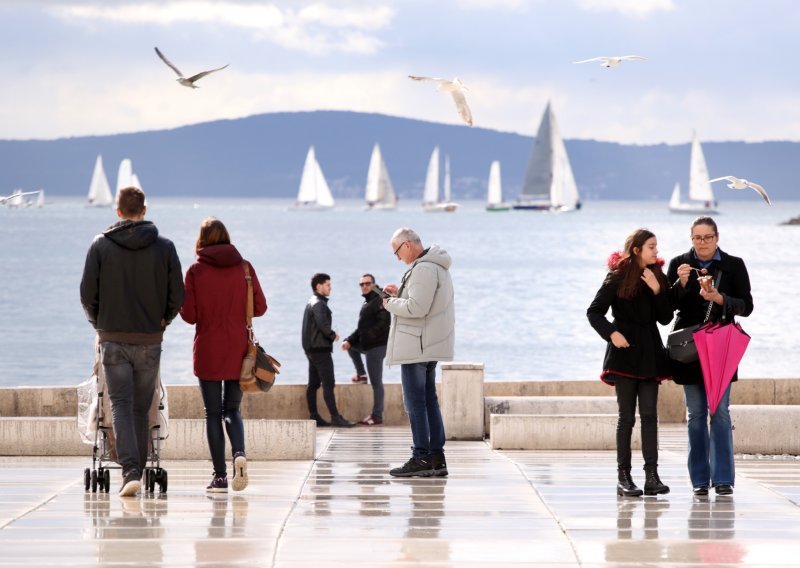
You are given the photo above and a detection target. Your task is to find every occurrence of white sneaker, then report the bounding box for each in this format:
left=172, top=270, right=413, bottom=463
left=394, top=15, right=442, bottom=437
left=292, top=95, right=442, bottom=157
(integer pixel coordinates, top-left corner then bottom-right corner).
left=232, top=453, right=248, bottom=491
left=119, top=474, right=141, bottom=497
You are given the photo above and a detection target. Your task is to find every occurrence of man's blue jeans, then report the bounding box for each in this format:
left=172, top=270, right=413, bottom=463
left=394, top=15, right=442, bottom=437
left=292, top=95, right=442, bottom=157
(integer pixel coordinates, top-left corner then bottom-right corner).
left=348, top=344, right=386, bottom=420
left=400, top=361, right=445, bottom=459
left=683, top=382, right=734, bottom=488
left=101, top=342, right=161, bottom=478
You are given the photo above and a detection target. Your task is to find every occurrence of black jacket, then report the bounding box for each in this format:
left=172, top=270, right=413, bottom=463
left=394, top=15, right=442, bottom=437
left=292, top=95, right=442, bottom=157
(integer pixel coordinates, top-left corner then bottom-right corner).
left=667, top=248, right=753, bottom=385
left=302, top=294, right=336, bottom=353
left=587, top=273, right=674, bottom=383
left=80, top=220, right=184, bottom=334
left=345, top=290, right=390, bottom=350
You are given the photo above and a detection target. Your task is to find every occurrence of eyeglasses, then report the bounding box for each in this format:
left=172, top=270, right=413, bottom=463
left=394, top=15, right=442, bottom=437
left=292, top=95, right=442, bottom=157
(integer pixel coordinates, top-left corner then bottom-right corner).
left=691, top=234, right=717, bottom=243
left=359, top=282, right=374, bottom=287
left=393, top=240, right=408, bottom=257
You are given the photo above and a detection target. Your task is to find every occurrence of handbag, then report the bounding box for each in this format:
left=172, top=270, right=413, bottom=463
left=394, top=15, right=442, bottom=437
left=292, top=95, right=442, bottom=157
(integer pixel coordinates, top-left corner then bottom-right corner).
left=666, top=271, right=720, bottom=364
left=239, top=262, right=281, bottom=393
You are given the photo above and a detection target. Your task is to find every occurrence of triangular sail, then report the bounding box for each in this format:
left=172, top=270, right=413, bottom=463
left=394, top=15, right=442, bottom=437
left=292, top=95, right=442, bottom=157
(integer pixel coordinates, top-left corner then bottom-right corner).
left=87, top=155, right=113, bottom=206
left=443, top=155, right=451, bottom=203
left=688, top=133, right=714, bottom=203
left=131, top=173, right=141, bottom=191
left=669, top=182, right=681, bottom=208
left=365, top=143, right=396, bottom=208
left=296, top=147, right=319, bottom=204
left=36, top=190, right=45, bottom=207
left=313, top=155, right=334, bottom=208
left=422, top=146, right=440, bottom=205
left=487, top=161, right=502, bottom=205
left=115, top=159, right=133, bottom=206
left=551, top=128, right=580, bottom=210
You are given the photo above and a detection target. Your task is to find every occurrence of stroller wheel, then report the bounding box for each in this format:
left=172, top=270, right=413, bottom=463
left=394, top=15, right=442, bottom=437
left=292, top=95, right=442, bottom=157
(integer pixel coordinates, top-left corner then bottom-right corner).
left=159, top=470, right=168, bottom=493
left=97, top=468, right=105, bottom=492
left=148, top=470, right=156, bottom=493
left=90, top=470, right=98, bottom=493
left=84, top=468, right=90, bottom=491
left=103, top=469, right=111, bottom=493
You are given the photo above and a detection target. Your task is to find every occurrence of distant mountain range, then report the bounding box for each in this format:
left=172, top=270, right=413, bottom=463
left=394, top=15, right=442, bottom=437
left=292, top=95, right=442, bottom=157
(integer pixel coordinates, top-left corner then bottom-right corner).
left=1, top=110, right=797, bottom=201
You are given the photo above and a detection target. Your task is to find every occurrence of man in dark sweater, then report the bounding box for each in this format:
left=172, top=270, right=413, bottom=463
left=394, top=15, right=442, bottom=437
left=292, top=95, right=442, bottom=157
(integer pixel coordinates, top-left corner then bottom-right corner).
left=80, top=187, right=184, bottom=497
left=302, top=273, right=355, bottom=428
left=342, top=273, right=390, bottom=425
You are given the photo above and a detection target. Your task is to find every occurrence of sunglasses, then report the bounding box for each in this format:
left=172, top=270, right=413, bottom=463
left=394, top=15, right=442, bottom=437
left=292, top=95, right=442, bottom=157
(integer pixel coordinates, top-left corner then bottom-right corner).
left=359, top=282, right=374, bottom=287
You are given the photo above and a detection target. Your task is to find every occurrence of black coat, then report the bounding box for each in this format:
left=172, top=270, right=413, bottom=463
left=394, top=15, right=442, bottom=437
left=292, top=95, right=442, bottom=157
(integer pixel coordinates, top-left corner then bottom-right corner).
left=667, top=248, right=753, bottom=385
left=587, top=274, right=674, bottom=383
left=345, top=290, right=390, bottom=350
left=302, top=294, right=336, bottom=353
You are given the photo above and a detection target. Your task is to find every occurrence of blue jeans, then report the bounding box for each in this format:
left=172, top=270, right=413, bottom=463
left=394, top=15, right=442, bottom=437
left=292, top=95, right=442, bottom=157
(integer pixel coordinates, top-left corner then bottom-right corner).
left=100, top=342, right=161, bottom=478
left=348, top=344, right=386, bottom=420
left=198, top=379, right=245, bottom=477
left=400, top=362, right=445, bottom=459
left=683, top=383, right=734, bottom=488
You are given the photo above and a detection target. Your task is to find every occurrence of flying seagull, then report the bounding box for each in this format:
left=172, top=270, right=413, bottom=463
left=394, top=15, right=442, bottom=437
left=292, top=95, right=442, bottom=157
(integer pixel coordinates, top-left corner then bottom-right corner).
left=0, top=190, right=39, bottom=205
left=709, top=176, right=772, bottom=205
left=573, top=55, right=647, bottom=68
left=154, top=47, right=229, bottom=88
left=408, top=76, right=473, bottom=127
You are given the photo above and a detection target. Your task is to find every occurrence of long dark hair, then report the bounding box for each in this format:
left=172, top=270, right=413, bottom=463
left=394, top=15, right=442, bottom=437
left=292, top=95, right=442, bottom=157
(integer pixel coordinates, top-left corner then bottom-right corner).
left=608, top=228, right=667, bottom=299
left=195, top=217, right=231, bottom=252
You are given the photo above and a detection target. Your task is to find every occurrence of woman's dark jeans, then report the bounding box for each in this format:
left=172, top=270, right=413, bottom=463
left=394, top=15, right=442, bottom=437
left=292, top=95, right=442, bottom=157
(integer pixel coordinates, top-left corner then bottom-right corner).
left=198, top=379, right=245, bottom=476
left=614, top=377, right=659, bottom=469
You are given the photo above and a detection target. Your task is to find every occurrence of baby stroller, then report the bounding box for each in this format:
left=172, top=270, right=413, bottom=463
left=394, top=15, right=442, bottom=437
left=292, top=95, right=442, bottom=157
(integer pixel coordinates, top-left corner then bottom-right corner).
left=77, top=342, right=170, bottom=494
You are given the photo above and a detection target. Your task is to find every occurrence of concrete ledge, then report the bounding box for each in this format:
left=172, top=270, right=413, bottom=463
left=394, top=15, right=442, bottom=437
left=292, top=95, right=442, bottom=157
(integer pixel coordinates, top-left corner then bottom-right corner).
left=489, top=413, right=641, bottom=450
left=484, top=396, right=618, bottom=433
left=732, top=405, right=800, bottom=455
left=0, top=418, right=315, bottom=460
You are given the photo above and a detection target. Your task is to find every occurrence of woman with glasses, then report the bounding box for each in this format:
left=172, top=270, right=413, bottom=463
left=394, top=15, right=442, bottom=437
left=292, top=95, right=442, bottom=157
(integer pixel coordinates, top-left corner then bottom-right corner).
left=587, top=228, right=673, bottom=497
left=667, top=216, right=753, bottom=497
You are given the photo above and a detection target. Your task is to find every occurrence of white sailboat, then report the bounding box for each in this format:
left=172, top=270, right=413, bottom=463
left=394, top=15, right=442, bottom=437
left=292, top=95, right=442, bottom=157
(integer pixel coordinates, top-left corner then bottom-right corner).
left=514, top=102, right=581, bottom=211
left=421, top=147, right=458, bottom=212
left=115, top=159, right=133, bottom=206
left=36, top=190, right=45, bottom=208
left=486, top=160, right=510, bottom=211
left=669, top=133, right=718, bottom=214
left=292, top=146, right=334, bottom=210
left=364, top=143, right=397, bottom=210
left=87, top=155, right=114, bottom=207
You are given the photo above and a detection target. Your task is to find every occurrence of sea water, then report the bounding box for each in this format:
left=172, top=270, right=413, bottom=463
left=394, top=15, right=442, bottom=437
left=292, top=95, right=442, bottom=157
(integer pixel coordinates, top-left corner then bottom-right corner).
left=1, top=198, right=797, bottom=387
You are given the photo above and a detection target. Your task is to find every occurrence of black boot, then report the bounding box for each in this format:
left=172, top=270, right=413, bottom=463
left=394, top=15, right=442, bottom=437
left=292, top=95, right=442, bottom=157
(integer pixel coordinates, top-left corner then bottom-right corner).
left=643, top=465, right=670, bottom=495
left=617, top=467, right=643, bottom=497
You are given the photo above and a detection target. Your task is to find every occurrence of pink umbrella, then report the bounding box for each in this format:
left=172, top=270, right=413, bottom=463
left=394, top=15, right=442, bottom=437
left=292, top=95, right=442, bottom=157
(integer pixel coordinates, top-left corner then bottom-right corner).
left=693, top=322, right=750, bottom=415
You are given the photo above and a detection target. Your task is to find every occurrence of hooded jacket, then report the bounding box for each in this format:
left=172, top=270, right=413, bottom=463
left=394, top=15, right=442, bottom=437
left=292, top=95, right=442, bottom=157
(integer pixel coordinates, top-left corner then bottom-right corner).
left=586, top=253, right=673, bottom=384
left=180, top=244, right=267, bottom=380
left=345, top=289, right=390, bottom=351
left=666, top=247, right=753, bottom=385
left=80, top=219, right=184, bottom=342
left=384, top=245, right=455, bottom=365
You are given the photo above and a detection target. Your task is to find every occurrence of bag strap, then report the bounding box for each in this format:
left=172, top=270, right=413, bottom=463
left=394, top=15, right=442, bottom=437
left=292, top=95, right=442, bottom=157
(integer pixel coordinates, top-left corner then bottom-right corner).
left=243, top=261, right=256, bottom=344
left=670, top=269, right=722, bottom=331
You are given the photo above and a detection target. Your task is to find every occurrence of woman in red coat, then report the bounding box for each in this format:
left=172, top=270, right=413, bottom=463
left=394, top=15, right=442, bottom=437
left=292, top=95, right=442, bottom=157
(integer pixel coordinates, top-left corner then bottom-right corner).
left=180, top=218, right=267, bottom=493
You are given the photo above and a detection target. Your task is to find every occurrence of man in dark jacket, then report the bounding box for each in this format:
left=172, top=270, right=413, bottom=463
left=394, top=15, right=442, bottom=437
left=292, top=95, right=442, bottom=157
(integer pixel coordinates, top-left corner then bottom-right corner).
left=80, top=187, right=184, bottom=497
left=342, top=273, right=390, bottom=425
left=302, top=273, right=354, bottom=428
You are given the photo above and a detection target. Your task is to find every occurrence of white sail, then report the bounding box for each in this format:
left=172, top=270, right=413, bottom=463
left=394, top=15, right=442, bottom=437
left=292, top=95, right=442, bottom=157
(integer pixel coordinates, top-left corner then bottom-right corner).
left=443, top=155, right=451, bottom=203
left=487, top=161, right=502, bottom=205
left=422, top=146, right=440, bottom=205
left=115, top=159, right=133, bottom=206
left=294, top=146, right=333, bottom=209
left=365, top=143, right=396, bottom=209
left=131, top=173, right=141, bottom=191
left=669, top=182, right=681, bottom=209
left=688, top=133, right=715, bottom=203
left=87, top=155, right=113, bottom=207
left=516, top=102, right=580, bottom=211
left=36, top=190, right=45, bottom=208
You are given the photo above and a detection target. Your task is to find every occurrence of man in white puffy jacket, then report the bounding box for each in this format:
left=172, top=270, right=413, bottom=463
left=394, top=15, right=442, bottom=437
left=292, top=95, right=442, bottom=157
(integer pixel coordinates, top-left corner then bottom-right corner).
left=383, top=227, right=454, bottom=477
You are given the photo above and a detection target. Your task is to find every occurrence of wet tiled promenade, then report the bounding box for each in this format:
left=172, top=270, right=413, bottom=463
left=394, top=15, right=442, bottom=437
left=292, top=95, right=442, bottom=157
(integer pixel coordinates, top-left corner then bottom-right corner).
left=1, top=425, right=800, bottom=566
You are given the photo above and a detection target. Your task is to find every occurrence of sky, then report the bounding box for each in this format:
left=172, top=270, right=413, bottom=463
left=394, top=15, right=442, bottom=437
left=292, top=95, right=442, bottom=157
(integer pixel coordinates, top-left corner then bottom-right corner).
left=1, top=0, right=798, bottom=144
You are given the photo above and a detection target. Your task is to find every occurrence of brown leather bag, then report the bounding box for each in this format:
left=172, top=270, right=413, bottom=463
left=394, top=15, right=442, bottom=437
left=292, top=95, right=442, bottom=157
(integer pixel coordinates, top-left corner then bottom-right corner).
left=239, top=262, right=280, bottom=393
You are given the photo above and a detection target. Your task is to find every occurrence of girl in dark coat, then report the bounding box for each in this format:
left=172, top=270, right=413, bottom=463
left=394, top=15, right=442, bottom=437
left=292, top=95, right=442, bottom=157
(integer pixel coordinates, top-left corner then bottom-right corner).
left=587, top=228, right=673, bottom=497
left=667, top=216, right=753, bottom=497
left=180, top=218, right=267, bottom=493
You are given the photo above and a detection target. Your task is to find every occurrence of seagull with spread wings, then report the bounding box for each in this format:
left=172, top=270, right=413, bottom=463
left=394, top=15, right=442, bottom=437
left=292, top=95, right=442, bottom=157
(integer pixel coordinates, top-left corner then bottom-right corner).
left=154, top=47, right=229, bottom=89
left=573, top=55, right=647, bottom=68
left=408, top=76, right=473, bottom=127
left=709, top=176, right=772, bottom=205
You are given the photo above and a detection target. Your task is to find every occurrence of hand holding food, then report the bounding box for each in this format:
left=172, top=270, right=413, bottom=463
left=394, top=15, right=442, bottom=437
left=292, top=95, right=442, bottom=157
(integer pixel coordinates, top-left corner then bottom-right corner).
left=698, top=275, right=713, bottom=292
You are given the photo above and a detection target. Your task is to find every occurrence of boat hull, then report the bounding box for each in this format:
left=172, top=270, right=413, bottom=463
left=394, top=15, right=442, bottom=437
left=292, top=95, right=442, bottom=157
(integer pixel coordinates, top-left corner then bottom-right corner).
left=669, top=204, right=719, bottom=215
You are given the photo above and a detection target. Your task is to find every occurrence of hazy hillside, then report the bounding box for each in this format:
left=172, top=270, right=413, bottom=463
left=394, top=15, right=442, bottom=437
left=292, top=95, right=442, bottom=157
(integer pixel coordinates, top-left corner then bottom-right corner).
left=1, top=110, right=797, bottom=201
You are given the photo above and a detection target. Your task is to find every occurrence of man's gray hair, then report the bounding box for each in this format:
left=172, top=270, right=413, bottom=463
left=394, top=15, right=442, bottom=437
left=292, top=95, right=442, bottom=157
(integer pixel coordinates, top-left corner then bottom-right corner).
left=391, top=227, right=422, bottom=245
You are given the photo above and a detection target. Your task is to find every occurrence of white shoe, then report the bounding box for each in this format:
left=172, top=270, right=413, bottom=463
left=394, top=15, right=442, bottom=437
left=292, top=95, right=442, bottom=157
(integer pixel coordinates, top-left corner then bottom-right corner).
left=232, top=453, right=248, bottom=491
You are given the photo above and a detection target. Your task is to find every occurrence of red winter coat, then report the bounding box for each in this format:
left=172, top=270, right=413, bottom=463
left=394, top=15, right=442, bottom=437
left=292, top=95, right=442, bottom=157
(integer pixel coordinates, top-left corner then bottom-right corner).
left=180, top=244, right=267, bottom=380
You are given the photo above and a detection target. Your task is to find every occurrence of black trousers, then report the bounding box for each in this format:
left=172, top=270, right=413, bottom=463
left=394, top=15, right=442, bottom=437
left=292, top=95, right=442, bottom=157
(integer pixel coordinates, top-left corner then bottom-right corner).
left=614, top=377, right=659, bottom=469
left=306, top=351, right=339, bottom=418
